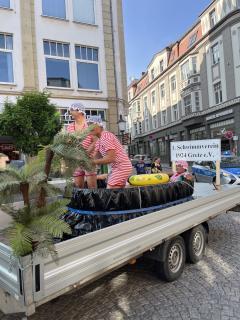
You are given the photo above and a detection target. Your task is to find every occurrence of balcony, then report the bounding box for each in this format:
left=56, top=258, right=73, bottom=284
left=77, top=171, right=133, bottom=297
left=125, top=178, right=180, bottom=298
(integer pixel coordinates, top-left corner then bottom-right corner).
left=181, top=72, right=200, bottom=91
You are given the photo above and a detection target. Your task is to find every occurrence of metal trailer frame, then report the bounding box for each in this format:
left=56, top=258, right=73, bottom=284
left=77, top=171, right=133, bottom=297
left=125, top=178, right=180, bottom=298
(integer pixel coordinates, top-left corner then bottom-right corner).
left=0, top=187, right=239, bottom=316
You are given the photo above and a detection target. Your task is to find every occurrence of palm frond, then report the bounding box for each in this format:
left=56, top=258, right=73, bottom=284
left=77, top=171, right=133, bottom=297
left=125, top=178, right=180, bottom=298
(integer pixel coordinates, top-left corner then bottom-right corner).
left=7, top=223, right=33, bottom=257
left=31, top=215, right=71, bottom=238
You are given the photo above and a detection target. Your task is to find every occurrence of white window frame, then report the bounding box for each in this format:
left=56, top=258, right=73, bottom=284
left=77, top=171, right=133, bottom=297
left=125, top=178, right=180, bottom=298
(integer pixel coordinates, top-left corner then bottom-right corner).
left=172, top=104, right=179, bottom=122
left=151, top=89, right=156, bottom=115
left=170, top=75, right=176, bottom=92
left=161, top=110, right=167, bottom=126
left=209, top=9, right=216, bottom=28
left=214, top=81, right=223, bottom=105
left=183, top=94, right=192, bottom=115
left=43, top=40, right=71, bottom=88
left=159, top=59, right=164, bottom=73
left=151, top=68, right=155, bottom=81
left=0, top=33, right=14, bottom=84
left=211, top=43, right=220, bottom=65
left=75, top=44, right=100, bottom=91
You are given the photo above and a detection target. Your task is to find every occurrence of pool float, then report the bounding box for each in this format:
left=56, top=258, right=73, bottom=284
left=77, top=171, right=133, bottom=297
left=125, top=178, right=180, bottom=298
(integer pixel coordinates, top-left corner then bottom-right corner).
left=129, top=173, right=169, bottom=186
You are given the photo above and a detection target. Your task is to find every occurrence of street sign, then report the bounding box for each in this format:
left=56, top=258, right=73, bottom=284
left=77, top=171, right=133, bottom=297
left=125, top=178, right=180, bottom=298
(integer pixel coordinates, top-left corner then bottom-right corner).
left=170, top=139, right=221, bottom=162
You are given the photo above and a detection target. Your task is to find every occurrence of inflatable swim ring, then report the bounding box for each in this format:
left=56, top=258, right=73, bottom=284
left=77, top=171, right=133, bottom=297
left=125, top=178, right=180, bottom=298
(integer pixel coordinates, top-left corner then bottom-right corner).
left=129, top=173, right=169, bottom=186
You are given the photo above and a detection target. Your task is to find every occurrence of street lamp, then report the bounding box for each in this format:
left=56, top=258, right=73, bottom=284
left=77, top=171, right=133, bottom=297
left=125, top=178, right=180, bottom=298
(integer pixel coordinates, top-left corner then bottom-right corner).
left=117, top=114, right=126, bottom=143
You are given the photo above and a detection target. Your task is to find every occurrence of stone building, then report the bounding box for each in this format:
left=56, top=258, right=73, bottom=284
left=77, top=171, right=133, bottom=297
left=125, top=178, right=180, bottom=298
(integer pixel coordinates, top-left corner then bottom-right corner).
left=128, top=0, right=240, bottom=162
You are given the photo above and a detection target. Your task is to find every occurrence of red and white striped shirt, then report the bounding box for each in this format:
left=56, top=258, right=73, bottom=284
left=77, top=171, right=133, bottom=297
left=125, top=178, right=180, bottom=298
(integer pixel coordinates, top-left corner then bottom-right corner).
left=96, top=131, right=132, bottom=170
left=67, top=122, right=93, bottom=153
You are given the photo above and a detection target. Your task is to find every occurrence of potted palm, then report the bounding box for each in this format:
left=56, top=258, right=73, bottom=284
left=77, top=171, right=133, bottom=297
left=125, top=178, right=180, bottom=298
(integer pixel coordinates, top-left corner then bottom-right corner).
left=0, top=155, right=71, bottom=258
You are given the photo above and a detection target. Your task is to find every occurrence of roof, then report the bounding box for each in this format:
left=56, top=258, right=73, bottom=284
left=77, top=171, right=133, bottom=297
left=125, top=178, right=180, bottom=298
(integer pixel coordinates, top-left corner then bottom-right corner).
left=199, top=0, right=216, bottom=17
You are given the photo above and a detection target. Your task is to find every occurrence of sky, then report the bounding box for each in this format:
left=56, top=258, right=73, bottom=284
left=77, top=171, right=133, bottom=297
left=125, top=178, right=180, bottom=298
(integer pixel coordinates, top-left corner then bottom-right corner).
left=122, top=0, right=211, bottom=83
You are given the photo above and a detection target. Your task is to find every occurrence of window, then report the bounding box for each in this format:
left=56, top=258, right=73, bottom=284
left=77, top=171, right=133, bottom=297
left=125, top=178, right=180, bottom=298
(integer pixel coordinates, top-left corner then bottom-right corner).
left=138, top=122, right=142, bottom=134
left=209, top=9, right=216, bottom=28
left=161, top=110, right=167, bottom=125
left=153, top=115, right=157, bottom=129
left=75, top=45, right=99, bottom=90
left=194, top=91, right=200, bottom=111
left=172, top=104, right=178, bottom=121
left=151, top=68, right=155, bottom=81
left=192, top=56, right=197, bottom=74
left=42, top=0, right=66, bottom=19
left=73, top=0, right=95, bottom=24
left=151, top=90, right=156, bottom=106
left=188, top=32, right=198, bottom=48
left=214, top=82, right=222, bottom=104
left=211, top=43, right=220, bottom=65
left=181, top=61, right=190, bottom=81
left=160, top=84, right=165, bottom=98
left=134, top=123, right=137, bottom=135
left=0, top=33, right=13, bottom=83
left=170, top=75, right=176, bottom=92
left=137, top=101, right=140, bottom=113
left=144, top=96, right=148, bottom=117
left=44, top=40, right=70, bottom=87
left=145, top=118, right=149, bottom=132
left=159, top=60, right=164, bottom=72
left=0, top=0, right=10, bottom=8
left=183, top=94, right=192, bottom=114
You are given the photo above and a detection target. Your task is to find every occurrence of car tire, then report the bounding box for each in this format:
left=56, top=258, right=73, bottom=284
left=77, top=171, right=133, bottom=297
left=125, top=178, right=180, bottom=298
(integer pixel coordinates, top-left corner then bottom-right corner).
left=156, top=236, right=186, bottom=282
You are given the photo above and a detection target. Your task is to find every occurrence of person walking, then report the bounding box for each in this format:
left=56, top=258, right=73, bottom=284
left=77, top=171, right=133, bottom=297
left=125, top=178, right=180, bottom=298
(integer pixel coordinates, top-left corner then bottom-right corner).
left=88, top=118, right=133, bottom=189
left=67, top=103, right=97, bottom=189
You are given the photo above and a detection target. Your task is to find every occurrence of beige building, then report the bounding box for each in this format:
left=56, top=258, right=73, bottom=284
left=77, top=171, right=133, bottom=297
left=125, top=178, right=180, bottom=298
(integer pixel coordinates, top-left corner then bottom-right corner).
left=0, top=0, right=128, bottom=134
left=128, top=0, right=240, bottom=162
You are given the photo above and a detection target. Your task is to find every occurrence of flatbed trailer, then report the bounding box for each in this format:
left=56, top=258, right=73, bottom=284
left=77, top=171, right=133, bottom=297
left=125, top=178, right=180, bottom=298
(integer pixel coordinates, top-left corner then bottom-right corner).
left=0, top=185, right=239, bottom=317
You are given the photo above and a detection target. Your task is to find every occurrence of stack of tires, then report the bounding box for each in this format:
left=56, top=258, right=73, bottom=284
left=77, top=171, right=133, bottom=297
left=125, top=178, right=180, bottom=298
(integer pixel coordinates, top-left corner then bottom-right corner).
left=63, top=181, right=194, bottom=238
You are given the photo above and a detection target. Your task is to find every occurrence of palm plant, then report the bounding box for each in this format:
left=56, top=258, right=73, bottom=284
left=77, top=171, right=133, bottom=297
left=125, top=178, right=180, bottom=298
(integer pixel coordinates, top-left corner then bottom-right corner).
left=0, top=154, right=71, bottom=258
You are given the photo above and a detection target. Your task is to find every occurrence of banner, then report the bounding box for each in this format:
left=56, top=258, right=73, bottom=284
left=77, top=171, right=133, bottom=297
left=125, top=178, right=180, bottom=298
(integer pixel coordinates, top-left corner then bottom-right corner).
left=171, top=139, right=221, bottom=162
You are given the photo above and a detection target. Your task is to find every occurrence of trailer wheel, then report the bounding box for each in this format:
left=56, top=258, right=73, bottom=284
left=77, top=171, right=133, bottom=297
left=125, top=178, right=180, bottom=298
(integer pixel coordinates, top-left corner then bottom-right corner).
left=156, top=236, right=186, bottom=282
left=185, top=225, right=206, bottom=264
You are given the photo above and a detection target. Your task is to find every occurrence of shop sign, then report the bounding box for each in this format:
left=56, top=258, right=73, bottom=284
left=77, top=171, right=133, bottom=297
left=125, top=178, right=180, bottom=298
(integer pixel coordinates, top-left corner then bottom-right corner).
left=224, top=130, right=234, bottom=140
left=171, top=139, right=221, bottom=161
left=206, top=109, right=233, bottom=121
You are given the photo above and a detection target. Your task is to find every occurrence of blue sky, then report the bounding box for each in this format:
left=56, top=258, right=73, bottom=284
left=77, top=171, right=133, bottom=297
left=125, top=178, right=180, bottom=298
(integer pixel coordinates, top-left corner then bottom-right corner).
left=122, top=0, right=211, bottom=82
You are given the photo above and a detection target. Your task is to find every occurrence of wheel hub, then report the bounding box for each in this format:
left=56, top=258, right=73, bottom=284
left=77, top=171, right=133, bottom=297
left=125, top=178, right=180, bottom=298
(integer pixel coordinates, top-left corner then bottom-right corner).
left=168, top=244, right=183, bottom=273
left=193, top=231, right=204, bottom=256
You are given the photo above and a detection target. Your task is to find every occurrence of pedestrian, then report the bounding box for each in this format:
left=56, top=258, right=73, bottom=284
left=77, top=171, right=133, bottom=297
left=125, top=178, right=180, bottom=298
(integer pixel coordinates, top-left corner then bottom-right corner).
left=135, top=159, right=147, bottom=175
left=170, top=160, right=193, bottom=182
left=151, top=157, right=162, bottom=173
left=88, top=118, right=133, bottom=189
left=67, top=103, right=97, bottom=189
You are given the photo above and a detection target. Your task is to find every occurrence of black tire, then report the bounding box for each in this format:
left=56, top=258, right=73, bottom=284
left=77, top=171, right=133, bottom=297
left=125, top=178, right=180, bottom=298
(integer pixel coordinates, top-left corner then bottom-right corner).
left=185, top=225, right=206, bottom=264
left=156, top=236, right=186, bottom=282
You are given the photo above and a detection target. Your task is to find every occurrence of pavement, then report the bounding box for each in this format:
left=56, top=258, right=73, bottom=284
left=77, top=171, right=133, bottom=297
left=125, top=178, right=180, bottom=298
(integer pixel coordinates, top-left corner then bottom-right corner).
left=0, top=210, right=240, bottom=320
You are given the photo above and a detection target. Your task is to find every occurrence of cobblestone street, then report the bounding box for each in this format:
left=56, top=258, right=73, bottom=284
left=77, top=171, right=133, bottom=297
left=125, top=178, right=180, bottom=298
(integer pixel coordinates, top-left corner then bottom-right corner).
left=1, top=211, right=240, bottom=320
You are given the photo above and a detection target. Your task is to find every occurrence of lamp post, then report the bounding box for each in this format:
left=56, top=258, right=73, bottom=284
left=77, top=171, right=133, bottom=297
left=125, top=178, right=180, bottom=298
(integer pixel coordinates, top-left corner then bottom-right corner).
left=117, top=114, right=126, bottom=144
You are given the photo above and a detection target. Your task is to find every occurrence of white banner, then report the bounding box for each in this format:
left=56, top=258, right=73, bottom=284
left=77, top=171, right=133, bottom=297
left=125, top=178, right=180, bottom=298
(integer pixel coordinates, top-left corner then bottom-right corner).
left=171, top=139, right=221, bottom=162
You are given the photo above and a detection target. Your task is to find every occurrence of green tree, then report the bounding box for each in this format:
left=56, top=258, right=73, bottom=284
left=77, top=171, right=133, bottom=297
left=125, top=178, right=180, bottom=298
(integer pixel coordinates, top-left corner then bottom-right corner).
left=0, top=92, right=62, bottom=155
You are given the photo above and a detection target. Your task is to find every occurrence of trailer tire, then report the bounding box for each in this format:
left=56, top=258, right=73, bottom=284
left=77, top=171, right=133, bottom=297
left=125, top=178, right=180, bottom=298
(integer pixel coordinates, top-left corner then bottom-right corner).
left=156, top=236, right=186, bottom=282
left=185, top=224, right=206, bottom=264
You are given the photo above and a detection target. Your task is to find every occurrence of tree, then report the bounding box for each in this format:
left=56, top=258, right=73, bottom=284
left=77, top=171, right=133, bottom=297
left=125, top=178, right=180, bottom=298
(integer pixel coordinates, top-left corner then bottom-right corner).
left=0, top=92, right=62, bottom=155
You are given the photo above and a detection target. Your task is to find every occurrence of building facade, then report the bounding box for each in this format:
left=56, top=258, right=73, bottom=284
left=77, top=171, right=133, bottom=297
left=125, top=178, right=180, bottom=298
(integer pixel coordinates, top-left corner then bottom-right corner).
left=0, top=0, right=128, bottom=133
left=128, top=0, right=240, bottom=162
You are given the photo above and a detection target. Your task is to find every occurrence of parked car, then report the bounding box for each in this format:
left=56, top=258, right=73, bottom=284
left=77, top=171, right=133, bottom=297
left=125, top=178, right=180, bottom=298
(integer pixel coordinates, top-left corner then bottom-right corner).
left=131, top=154, right=151, bottom=166
left=192, top=157, right=240, bottom=185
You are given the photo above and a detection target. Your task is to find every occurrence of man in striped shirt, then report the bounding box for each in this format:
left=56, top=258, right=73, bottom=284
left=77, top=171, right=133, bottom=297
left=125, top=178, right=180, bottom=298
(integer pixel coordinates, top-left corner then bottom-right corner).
left=88, top=119, right=133, bottom=189
left=67, top=103, right=97, bottom=189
